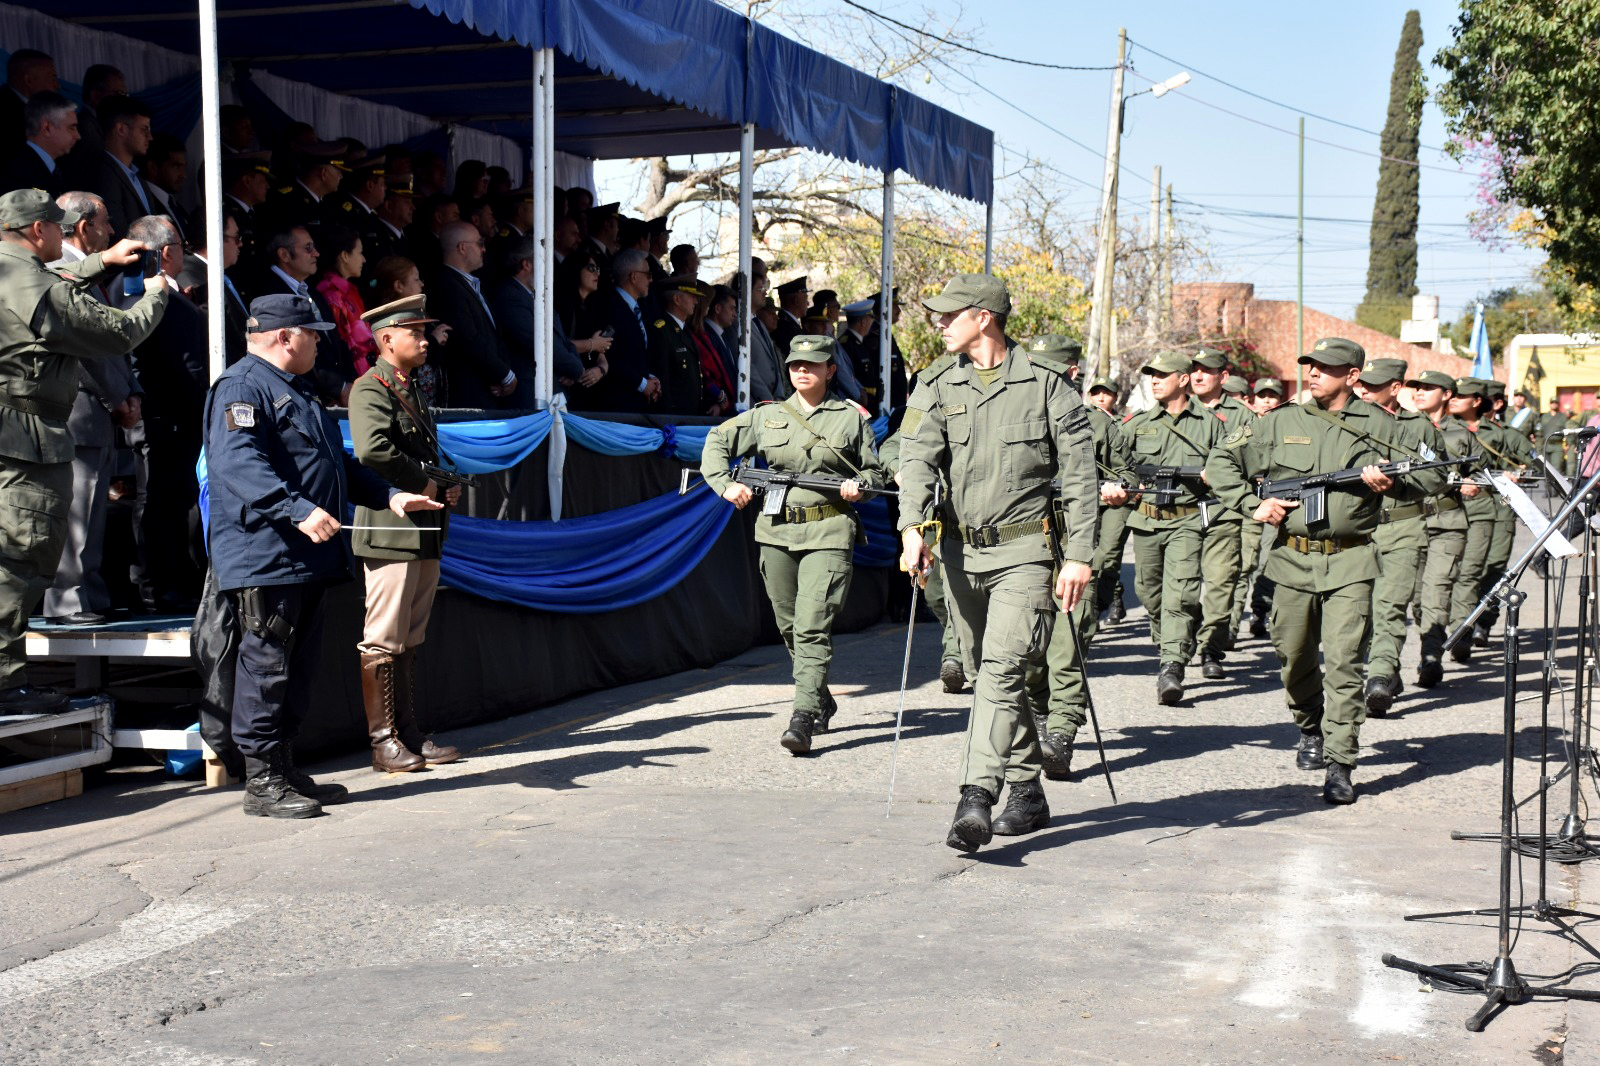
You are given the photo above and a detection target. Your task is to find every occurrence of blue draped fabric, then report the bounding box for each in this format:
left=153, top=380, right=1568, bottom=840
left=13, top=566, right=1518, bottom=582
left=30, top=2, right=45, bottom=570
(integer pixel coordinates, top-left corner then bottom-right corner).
left=562, top=413, right=708, bottom=461
left=871, top=415, right=888, bottom=444
left=337, top=411, right=553, bottom=475
left=440, top=486, right=733, bottom=612
left=852, top=495, right=897, bottom=569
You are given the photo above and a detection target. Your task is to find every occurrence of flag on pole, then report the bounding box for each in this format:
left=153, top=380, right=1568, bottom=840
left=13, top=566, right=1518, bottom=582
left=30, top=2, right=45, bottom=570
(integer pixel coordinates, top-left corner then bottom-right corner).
left=1470, top=302, right=1493, bottom=378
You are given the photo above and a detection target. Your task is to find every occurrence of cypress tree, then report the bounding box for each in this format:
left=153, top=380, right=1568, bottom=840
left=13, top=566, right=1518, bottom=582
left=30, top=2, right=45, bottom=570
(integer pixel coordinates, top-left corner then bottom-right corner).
left=1357, top=10, right=1423, bottom=335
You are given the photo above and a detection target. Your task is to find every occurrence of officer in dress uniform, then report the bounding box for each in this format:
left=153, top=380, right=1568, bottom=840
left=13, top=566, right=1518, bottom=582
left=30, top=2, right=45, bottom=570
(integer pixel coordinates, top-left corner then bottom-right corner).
left=204, top=295, right=442, bottom=818
left=648, top=276, right=706, bottom=414
left=322, top=153, right=387, bottom=246
left=899, top=275, right=1098, bottom=850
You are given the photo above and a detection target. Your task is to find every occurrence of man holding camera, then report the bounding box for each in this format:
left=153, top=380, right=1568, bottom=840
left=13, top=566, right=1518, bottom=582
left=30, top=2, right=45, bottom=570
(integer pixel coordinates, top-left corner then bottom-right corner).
left=0, top=188, right=167, bottom=713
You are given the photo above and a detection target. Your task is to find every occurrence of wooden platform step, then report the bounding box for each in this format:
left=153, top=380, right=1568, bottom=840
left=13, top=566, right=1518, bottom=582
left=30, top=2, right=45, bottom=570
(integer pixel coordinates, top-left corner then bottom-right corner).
left=0, top=768, right=82, bottom=814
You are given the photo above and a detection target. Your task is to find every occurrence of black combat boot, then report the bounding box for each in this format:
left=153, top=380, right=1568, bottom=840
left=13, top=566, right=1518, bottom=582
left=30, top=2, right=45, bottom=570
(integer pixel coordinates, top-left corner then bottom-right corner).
left=1323, top=761, right=1356, bottom=804
left=1041, top=732, right=1074, bottom=780
left=781, top=711, right=816, bottom=754
left=1201, top=651, right=1225, bottom=680
left=1364, top=676, right=1394, bottom=717
left=281, top=746, right=349, bottom=804
left=1417, top=659, right=1443, bottom=689
left=1249, top=617, right=1268, bottom=640
left=991, top=779, right=1051, bottom=836
left=1156, top=663, right=1185, bottom=705
left=945, top=785, right=995, bottom=851
left=242, top=751, right=322, bottom=819
left=1107, top=599, right=1127, bottom=625
left=814, top=689, right=837, bottom=735
left=1449, top=637, right=1473, bottom=664
left=1473, top=620, right=1492, bottom=647
left=940, top=658, right=966, bottom=693
left=1295, top=730, right=1326, bottom=771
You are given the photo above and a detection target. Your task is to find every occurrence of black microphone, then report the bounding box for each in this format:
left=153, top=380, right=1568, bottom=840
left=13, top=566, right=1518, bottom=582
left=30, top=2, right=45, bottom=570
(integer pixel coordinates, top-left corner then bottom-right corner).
left=1554, top=426, right=1599, bottom=439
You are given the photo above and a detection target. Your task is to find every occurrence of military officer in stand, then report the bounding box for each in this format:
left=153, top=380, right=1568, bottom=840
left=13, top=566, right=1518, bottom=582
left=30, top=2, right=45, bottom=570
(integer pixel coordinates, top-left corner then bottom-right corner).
left=648, top=276, right=707, bottom=414
left=1206, top=337, right=1428, bottom=805
left=899, top=275, right=1097, bottom=851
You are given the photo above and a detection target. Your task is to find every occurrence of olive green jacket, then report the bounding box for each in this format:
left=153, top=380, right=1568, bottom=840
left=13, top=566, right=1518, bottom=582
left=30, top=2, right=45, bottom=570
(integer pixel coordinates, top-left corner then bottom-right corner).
left=897, top=347, right=1097, bottom=571
left=1423, top=413, right=1476, bottom=533
left=701, top=395, right=886, bottom=551
left=1199, top=394, right=1255, bottom=525
left=349, top=358, right=448, bottom=560
left=1461, top=418, right=1531, bottom=521
left=1121, top=395, right=1229, bottom=532
left=0, top=243, right=167, bottom=464
left=1371, top=408, right=1451, bottom=548
left=1088, top=406, right=1136, bottom=511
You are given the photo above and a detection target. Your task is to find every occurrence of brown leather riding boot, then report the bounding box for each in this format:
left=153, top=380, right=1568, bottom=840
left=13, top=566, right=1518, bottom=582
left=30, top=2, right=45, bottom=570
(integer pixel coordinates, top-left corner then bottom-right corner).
left=361, top=651, right=424, bottom=773
left=395, top=649, right=459, bottom=765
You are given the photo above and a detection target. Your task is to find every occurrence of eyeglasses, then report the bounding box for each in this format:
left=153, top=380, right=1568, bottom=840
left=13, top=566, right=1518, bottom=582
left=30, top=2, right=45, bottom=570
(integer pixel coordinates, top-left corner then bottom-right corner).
left=582, top=263, right=600, bottom=274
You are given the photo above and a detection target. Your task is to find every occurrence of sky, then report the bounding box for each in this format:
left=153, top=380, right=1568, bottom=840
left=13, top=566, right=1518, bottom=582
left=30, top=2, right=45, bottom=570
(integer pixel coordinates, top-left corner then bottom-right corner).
left=597, top=0, right=1541, bottom=325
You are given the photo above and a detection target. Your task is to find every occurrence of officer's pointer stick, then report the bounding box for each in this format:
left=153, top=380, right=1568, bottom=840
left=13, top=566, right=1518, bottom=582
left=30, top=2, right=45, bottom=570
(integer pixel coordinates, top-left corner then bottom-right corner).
left=884, top=559, right=923, bottom=819
left=1064, top=608, right=1117, bottom=803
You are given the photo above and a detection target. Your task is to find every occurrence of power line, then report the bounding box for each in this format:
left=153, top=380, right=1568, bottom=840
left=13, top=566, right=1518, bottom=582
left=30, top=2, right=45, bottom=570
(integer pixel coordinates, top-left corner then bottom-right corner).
left=837, top=0, right=1119, bottom=70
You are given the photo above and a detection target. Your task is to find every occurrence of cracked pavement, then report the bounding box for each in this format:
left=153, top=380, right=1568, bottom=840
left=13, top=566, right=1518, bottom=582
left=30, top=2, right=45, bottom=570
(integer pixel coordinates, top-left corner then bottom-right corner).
left=2, top=549, right=1599, bottom=1063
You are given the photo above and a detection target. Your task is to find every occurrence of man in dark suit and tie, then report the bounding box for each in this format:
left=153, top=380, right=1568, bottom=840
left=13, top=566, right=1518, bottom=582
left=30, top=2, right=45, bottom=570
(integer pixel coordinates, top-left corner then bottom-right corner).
left=427, top=220, right=516, bottom=408
left=140, top=133, right=192, bottom=243
left=747, top=257, right=788, bottom=404
left=177, top=207, right=249, bottom=366
left=0, top=50, right=57, bottom=170
left=0, top=91, right=77, bottom=197
left=238, top=225, right=355, bottom=405
left=59, top=64, right=124, bottom=191
left=493, top=235, right=587, bottom=407
left=596, top=248, right=661, bottom=413
left=90, top=95, right=157, bottom=242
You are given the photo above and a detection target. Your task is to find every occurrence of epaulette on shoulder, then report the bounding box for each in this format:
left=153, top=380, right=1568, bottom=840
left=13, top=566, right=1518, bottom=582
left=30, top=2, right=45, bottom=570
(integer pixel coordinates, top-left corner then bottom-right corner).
left=921, top=353, right=958, bottom=381
left=277, top=186, right=292, bottom=195
left=1025, top=351, right=1074, bottom=376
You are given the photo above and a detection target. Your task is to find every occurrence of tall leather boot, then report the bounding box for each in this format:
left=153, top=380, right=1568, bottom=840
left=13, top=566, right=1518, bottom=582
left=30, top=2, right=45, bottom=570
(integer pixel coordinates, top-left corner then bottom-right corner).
left=394, top=649, right=459, bottom=765
left=361, top=651, right=424, bottom=773
left=242, top=751, right=322, bottom=819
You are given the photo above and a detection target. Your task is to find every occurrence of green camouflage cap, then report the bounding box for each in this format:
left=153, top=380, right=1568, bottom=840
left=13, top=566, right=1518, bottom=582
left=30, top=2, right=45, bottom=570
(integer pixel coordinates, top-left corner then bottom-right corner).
left=1191, top=347, right=1230, bottom=370
left=1253, top=377, right=1285, bottom=396
left=1357, top=357, right=1408, bottom=386
left=1142, top=350, right=1193, bottom=376
left=1406, top=370, right=1457, bottom=391
left=922, top=273, right=1012, bottom=315
left=1222, top=374, right=1248, bottom=394
left=1298, top=336, right=1365, bottom=368
left=0, top=188, right=74, bottom=230
left=1087, top=375, right=1116, bottom=394
left=1454, top=377, right=1487, bottom=397
left=785, top=334, right=836, bottom=363
left=1024, top=334, right=1083, bottom=356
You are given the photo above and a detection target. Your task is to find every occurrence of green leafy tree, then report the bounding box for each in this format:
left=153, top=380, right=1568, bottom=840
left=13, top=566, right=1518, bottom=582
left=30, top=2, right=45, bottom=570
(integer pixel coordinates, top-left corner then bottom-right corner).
left=1355, top=9, right=1423, bottom=336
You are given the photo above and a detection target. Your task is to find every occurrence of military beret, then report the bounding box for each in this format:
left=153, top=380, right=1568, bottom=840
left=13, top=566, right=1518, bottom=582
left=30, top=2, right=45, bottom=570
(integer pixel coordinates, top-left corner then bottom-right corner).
left=1454, top=377, right=1488, bottom=397
left=1087, top=376, right=1117, bottom=395
left=1298, top=336, right=1365, bottom=368
left=1222, top=374, right=1249, bottom=395
left=1191, top=347, right=1229, bottom=370
left=361, top=294, right=437, bottom=332
left=1253, top=377, right=1285, bottom=396
left=653, top=276, right=708, bottom=299
left=246, top=294, right=335, bottom=332
left=786, top=334, right=835, bottom=363
left=0, top=188, right=70, bottom=230
left=923, top=273, right=1011, bottom=315
left=1406, top=370, right=1457, bottom=391
left=1025, top=334, right=1083, bottom=356
left=1357, top=357, right=1408, bottom=386
left=1141, top=350, right=1193, bottom=376
left=776, top=275, right=809, bottom=297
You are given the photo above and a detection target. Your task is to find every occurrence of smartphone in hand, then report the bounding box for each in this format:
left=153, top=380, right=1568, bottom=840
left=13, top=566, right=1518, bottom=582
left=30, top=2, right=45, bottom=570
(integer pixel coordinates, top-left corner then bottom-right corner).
left=121, top=249, right=160, bottom=298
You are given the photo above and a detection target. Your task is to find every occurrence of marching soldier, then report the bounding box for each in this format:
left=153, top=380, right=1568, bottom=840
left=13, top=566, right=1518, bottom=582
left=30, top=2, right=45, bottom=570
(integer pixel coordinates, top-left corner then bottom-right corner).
left=1470, top=378, right=1532, bottom=647
left=1445, top=378, right=1506, bottom=664
left=1188, top=348, right=1253, bottom=677
left=1086, top=375, right=1132, bottom=624
left=899, top=275, right=1097, bottom=850
left=1236, top=378, right=1287, bottom=640
left=1205, top=338, right=1428, bottom=805
left=1405, top=371, right=1478, bottom=687
left=1122, top=351, right=1229, bottom=705
left=700, top=334, right=887, bottom=755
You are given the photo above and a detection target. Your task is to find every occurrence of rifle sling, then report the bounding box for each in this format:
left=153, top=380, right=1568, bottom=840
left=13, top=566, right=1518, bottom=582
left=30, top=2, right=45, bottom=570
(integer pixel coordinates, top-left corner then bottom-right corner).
left=372, top=372, right=462, bottom=474
left=780, top=397, right=868, bottom=482
left=1302, top=401, right=1428, bottom=464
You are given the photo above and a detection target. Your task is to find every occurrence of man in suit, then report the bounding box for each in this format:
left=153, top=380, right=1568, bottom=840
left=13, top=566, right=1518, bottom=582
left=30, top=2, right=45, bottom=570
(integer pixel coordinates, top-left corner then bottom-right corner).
left=0, top=91, right=77, bottom=197
left=747, top=257, right=788, bottom=404
left=771, top=275, right=808, bottom=355
left=0, top=50, right=57, bottom=170
left=60, top=65, right=125, bottom=191
left=140, top=133, right=191, bottom=243
left=494, top=235, right=586, bottom=407
left=177, top=207, right=249, bottom=366
left=239, top=226, right=354, bottom=406
left=596, top=248, right=661, bottom=413
left=703, top=284, right=739, bottom=392
left=90, top=96, right=156, bottom=242
left=428, top=220, right=515, bottom=409
left=44, top=191, right=139, bottom=624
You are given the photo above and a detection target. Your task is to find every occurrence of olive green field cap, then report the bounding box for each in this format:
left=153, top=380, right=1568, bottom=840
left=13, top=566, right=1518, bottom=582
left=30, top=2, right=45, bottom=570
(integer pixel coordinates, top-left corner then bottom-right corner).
left=1141, top=350, right=1193, bottom=376
left=1406, top=370, right=1457, bottom=391
left=1357, top=357, right=1408, bottom=386
left=0, top=188, right=75, bottom=230
left=786, top=334, right=836, bottom=363
left=1222, top=374, right=1248, bottom=394
left=1454, top=377, right=1488, bottom=397
left=921, top=273, right=1012, bottom=315
left=1190, top=347, right=1229, bottom=370
left=1024, top=334, right=1083, bottom=356
left=1483, top=379, right=1506, bottom=398
left=1298, top=336, right=1365, bottom=368
left=1087, top=375, right=1116, bottom=394
left=1253, top=377, right=1284, bottom=396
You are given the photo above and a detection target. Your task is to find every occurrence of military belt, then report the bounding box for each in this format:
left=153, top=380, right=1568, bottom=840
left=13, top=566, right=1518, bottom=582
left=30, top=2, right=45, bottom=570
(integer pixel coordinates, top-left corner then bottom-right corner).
left=1384, top=496, right=1463, bottom=524
left=782, top=503, right=848, bottom=524
left=956, top=518, right=1049, bottom=549
left=1280, top=532, right=1372, bottom=555
left=1136, top=501, right=1199, bottom=521
left=1424, top=497, right=1462, bottom=517
left=0, top=392, right=72, bottom=421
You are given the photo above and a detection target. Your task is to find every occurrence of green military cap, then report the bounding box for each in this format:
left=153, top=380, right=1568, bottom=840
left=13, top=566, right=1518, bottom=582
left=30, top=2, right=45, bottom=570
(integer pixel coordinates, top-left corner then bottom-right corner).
left=1222, top=374, right=1249, bottom=395
left=1024, top=334, right=1083, bottom=356
left=1298, top=336, right=1365, bottom=368
left=1087, top=375, right=1116, bottom=395
left=1141, top=350, right=1193, bottom=376
left=0, top=188, right=75, bottom=230
left=1253, top=377, right=1284, bottom=396
left=1406, top=370, right=1457, bottom=391
left=1191, top=347, right=1229, bottom=370
left=1483, top=379, right=1506, bottom=397
left=1454, top=377, right=1488, bottom=397
left=786, top=334, right=835, bottom=363
left=1357, top=357, right=1408, bottom=386
left=1517, top=388, right=1537, bottom=402
left=922, top=273, right=1012, bottom=315
left=361, top=294, right=437, bottom=332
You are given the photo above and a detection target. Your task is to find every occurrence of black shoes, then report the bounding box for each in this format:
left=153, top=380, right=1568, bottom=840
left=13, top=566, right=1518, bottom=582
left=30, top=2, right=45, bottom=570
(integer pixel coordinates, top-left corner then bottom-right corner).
left=1041, top=731, right=1074, bottom=780
left=1156, top=663, right=1184, bottom=705
left=1417, top=659, right=1443, bottom=689
left=781, top=711, right=816, bottom=755
left=281, top=748, right=349, bottom=804
left=0, top=684, right=68, bottom=715
left=814, top=690, right=837, bottom=735
left=1448, top=637, right=1472, bottom=664
left=1107, top=600, right=1127, bottom=625
left=992, top=779, right=1051, bottom=836
left=1323, top=762, right=1356, bottom=804
left=1473, top=621, right=1492, bottom=648
left=1249, top=619, right=1268, bottom=640
left=940, top=658, right=966, bottom=693
left=46, top=611, right=105, bottom=626
left=1296, top=731, right=1327, bottom=771
left=1364, top=676, right=1394, bottom=717
left=1201, top=652, right=1225, bottom=680
left=946, top=785, right=995, bottom=850
left=242, top=752, right=322, bottom=819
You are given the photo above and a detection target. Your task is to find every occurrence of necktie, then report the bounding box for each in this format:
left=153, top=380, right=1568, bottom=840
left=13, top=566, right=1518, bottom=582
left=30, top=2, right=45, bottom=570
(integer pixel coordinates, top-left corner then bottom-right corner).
left=467, top=275, right=495, bottom=326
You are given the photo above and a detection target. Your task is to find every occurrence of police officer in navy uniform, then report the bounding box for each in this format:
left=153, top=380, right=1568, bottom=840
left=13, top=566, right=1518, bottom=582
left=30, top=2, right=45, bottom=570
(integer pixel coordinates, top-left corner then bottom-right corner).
left=204, top=295, right=443, bottom=818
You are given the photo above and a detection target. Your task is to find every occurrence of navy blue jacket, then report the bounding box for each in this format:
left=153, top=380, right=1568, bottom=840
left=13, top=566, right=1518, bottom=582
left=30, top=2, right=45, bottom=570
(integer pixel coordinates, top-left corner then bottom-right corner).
left=204, top=353, right=394, bottom=591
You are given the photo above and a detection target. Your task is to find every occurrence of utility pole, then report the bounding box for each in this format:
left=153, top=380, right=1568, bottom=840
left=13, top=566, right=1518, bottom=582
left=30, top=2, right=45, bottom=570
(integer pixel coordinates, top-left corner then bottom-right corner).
left=1086, top=27, right=1127, bottom=377
left=1162, top=182, right=1173, bottom=335
left=1296, top=116, right=1305, bottom=398
left=1146, top=164, right=1161, bottom=346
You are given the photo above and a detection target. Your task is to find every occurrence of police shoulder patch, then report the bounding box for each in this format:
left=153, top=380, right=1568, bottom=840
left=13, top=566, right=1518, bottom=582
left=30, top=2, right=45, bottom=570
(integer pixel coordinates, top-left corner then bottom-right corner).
left=225, top=402, right=257, bottom=430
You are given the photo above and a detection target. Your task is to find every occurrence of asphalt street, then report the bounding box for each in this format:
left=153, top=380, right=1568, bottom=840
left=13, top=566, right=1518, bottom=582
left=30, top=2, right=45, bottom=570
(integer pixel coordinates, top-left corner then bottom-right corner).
left=1, top=553, right=1596, bottom=1064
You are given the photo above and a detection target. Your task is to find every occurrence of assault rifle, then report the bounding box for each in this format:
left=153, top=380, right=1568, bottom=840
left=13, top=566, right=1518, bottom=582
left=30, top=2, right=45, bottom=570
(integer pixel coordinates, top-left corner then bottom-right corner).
left=1255, top=455, right=1473, bottom=525
left=729, top=461, right=895, bottom=517
left=1130, top=462, right=1224, bottom=528
left=422, top=463, right=478, bottom=490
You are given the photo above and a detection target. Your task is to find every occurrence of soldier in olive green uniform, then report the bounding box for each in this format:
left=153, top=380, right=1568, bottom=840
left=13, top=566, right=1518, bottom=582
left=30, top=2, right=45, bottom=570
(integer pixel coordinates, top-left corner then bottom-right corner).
left=702, top=334, right=886, bottom=755
left=1445, top=378, right=1507, bottom=664
left=1234, top=378, right=1286, bottom=640
left=1349, top=359, right=1450, bottom=715
left=1122, top=351, right=1229, bottom=705
left=0, top=189, right=167, bottom=714
left=1085, top=376, right=1132, bottom=625
left=349, top=295, right=463, bottom=773
left=1475, top=379, right=1533, bottom=645
left=1404, top=371, right=1478, bottom=687
left=1534, top=401, right=1572, bottom=479
left=899, top=275, right=1097, bottom=851
left=1023, top=343, right=1134, bottom=779
left=1205, top=338, right=1428, bottom=805
left=1188, top=348, right=1253, bottom=676
left=649, top=276, right=708, bottom=415
left=879, top=429, right=965, bottom=691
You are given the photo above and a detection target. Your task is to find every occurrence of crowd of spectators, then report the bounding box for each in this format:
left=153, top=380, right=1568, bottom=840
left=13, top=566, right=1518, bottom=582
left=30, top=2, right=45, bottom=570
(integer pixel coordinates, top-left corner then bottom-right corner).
left=0, top=46, right=907, bottom=624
